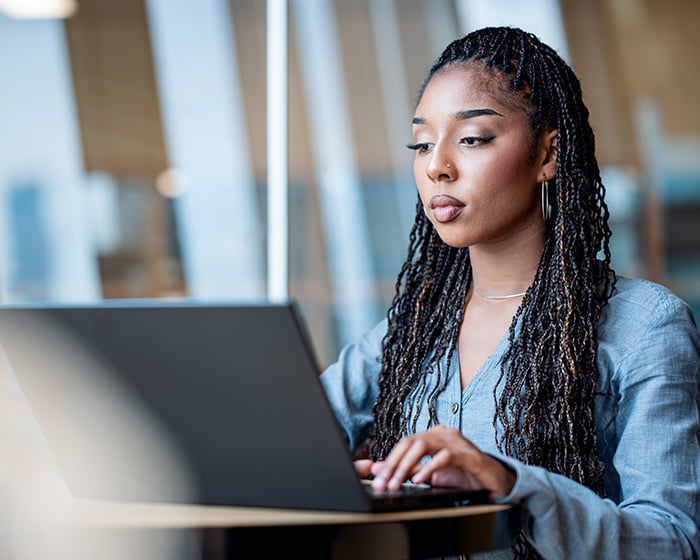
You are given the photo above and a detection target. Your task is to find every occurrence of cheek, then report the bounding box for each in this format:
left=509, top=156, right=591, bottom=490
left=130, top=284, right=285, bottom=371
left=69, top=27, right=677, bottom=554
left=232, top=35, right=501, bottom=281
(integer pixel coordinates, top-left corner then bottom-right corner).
left=475, top=157, right=540, bottom=215
left=490, top=151, right=533, bottom=184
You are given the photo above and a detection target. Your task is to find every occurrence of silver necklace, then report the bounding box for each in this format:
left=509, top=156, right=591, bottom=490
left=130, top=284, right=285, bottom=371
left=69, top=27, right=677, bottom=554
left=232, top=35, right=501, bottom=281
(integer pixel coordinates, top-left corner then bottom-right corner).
left=476, top=290, right=527, bottom=300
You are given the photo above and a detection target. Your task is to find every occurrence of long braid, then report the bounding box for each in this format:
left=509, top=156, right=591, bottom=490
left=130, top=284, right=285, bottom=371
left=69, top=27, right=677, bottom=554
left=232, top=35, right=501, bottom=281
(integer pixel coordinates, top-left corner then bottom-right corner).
left=370, top=200, right=472, bottom=458
left=368, top=27, right=615, bottom=559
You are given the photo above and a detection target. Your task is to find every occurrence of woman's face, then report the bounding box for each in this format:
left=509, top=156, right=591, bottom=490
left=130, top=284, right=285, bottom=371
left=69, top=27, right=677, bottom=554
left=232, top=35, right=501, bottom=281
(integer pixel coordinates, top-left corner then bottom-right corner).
left=411, top=64, right=556, bottom=249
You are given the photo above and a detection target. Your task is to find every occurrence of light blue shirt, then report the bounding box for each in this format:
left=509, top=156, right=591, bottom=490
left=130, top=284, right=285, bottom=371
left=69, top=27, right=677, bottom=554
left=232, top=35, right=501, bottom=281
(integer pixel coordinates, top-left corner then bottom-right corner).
left=320, top=277, right=700, bottom=559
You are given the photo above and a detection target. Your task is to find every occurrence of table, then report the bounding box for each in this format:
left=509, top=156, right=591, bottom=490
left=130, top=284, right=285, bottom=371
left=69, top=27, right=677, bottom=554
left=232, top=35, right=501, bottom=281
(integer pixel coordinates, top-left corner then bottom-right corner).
left=53, top=499, right=517, bottom=559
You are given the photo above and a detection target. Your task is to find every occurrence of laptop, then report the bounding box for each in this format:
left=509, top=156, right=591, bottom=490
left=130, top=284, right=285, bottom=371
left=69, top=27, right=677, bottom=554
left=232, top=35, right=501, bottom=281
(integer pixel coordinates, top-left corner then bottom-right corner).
left=0, top=299, right=487, bottom=512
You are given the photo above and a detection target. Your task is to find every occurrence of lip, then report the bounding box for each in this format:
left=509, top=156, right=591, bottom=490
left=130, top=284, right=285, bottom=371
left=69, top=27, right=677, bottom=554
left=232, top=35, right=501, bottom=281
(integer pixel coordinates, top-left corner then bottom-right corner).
left=429, top=195, right=465, bottom=223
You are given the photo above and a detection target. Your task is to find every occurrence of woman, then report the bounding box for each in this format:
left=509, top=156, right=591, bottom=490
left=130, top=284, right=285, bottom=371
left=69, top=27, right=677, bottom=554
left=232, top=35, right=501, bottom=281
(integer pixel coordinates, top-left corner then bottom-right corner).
left=319, top=26, right=700, bottom=559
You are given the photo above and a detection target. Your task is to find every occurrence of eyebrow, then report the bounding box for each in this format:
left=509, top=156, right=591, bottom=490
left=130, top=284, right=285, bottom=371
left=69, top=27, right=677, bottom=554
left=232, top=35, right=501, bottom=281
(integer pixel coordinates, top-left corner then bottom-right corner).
left=412, top=108, right=504, bottom=125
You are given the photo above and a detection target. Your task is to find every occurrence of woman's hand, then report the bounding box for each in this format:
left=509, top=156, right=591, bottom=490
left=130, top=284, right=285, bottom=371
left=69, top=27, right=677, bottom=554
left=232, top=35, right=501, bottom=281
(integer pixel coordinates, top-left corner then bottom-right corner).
left=360, top=425, right=516, bottom=499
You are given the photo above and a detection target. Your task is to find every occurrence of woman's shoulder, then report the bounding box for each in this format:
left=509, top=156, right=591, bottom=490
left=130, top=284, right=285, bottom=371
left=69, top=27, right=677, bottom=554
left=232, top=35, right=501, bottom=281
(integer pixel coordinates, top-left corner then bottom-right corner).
left=600, top=275, right=698, bottom=341
left=608, top=275, right=693, bottom=313
left=597, top=276, right=700, bottom=407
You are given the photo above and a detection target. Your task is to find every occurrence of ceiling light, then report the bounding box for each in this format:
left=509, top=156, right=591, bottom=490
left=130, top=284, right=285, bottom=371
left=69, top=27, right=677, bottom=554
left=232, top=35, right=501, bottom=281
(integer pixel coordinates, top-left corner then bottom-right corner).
left=0, top=0, right=78, bottom=19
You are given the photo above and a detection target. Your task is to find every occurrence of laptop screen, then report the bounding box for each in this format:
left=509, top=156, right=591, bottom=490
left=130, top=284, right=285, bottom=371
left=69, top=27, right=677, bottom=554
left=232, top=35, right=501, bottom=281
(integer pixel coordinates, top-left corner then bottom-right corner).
left=0, top=300, right=374, bottom=511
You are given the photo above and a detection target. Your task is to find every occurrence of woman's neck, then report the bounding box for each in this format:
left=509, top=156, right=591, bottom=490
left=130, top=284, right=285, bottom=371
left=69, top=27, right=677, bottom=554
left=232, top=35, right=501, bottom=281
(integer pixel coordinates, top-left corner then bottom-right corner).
left=468, top=226, right=545, bottom=299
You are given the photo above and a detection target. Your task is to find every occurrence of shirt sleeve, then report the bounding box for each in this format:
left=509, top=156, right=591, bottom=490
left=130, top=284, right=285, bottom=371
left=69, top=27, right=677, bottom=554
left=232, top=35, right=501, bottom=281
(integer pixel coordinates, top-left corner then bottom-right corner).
left=495, top=297, right=700, bottom=560
left=319, top=318, right=387, bottom=453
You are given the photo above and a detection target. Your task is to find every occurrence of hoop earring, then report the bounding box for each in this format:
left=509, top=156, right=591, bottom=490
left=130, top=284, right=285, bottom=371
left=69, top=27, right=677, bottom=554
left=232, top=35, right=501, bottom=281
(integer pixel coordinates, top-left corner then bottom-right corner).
left=541, top=180, right=552, bottom=222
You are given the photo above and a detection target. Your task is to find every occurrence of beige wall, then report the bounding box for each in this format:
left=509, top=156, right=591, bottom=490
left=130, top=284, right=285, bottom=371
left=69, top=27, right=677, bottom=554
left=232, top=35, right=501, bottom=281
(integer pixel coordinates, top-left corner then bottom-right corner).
left=561, top=0, right=700, bottom=167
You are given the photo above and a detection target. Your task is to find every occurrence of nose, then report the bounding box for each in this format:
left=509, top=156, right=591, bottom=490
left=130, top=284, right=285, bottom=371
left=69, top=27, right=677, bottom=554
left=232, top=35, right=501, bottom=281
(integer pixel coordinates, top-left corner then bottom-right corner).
left=426, top=146, right=456, bottom=182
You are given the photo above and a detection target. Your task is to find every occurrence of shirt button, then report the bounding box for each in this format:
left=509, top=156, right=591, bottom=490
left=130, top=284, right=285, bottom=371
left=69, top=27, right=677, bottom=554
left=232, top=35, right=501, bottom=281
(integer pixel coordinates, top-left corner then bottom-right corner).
left=451, top=402, right=459, bottom=414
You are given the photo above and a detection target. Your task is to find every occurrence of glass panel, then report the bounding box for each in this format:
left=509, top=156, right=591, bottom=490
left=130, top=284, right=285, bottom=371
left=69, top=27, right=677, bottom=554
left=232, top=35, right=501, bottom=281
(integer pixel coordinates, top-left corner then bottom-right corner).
left=0, top=0, right=698, bottom=372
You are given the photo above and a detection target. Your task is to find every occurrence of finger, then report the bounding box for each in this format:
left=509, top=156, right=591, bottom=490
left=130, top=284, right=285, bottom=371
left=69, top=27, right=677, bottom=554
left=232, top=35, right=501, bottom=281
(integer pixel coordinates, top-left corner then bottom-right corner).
left=353, top=459, right=373, bottom=478
left=369, top=460, right=386, bottom=478
left=388, top=439, right=435, bottom=491
left=371, top=427, right=462, bottom=490
left=411, top=447, right=475, bottom=487
left=431, top=466, right=482, bottom=489
left=404, top=429, right=475, bottom=484
left=370, top=437, right=416, bottom=490
left=379, top=437, right=435, bottom=491
left=372, top=439, right=408, bottom=490
left=413, top=443, right=514, bottom=498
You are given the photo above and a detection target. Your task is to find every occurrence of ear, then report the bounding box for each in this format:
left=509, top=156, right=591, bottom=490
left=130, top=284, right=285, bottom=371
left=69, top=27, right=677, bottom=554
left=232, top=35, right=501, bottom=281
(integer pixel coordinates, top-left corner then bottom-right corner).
left=539, top=129, right=558, bottom=182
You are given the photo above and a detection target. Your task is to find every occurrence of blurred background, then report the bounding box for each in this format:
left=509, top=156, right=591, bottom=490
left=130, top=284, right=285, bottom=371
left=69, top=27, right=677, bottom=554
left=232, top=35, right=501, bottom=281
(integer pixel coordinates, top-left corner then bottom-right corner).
left=0, top=0, right=698, bottom=368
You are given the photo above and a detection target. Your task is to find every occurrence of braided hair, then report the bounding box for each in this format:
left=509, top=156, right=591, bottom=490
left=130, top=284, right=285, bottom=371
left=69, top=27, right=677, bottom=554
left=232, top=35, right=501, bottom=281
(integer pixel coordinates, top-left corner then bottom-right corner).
left=367, top=27, right=615, bottom=558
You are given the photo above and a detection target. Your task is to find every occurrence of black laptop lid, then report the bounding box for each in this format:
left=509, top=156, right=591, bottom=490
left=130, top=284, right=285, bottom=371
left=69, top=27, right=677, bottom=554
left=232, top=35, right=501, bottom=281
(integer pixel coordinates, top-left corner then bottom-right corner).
left=0, top=300, right=374, bottom=511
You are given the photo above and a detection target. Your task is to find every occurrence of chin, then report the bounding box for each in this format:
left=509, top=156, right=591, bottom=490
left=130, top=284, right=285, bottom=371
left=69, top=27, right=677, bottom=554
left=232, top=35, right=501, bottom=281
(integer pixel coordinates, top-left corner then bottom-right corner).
left=429, top=219, right=474, bottom=248
left=436, top=232, right=471, bottom=249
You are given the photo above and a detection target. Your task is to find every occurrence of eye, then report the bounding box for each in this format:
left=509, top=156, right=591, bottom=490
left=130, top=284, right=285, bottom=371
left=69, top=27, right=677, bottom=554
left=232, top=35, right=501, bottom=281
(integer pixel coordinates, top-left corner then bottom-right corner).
left=460, top=135, right=495, bottom=147
left=406, top=142, right=432, bottom=154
